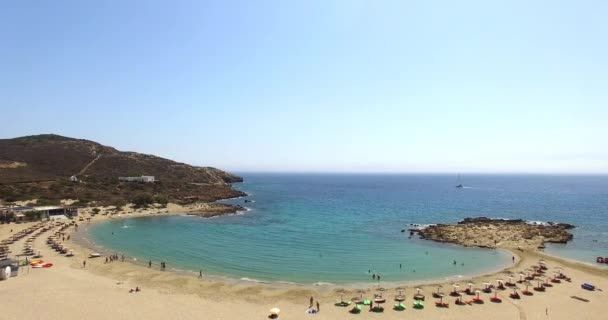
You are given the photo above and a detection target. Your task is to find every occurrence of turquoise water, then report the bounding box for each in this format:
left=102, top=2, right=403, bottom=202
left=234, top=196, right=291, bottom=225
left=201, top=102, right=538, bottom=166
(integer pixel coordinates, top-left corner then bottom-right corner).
left=87, top=174, right=608, bottom=284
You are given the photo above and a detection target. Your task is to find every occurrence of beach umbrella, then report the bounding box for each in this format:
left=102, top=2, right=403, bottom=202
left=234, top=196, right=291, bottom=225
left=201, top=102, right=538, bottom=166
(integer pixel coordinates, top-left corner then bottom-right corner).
left=455, top=292, right=464, bottom=304
left=483, top=282, right=491, bottom=289
left=416, top=288, right=421, bottom=295
left=357, top=289, right=365, bottom=299
left=475, top=290, right=481, bottom=300
left=436, top=285, right=443, bottom=293
left=269, top=307, right=280, bottom=315
left=376, top=287, right=385, bottom=298
left=438, top=293, right=445, bottom=304
left=336, top=289, right=346, bottom=303
left=452, top=284, right=459, bottom=294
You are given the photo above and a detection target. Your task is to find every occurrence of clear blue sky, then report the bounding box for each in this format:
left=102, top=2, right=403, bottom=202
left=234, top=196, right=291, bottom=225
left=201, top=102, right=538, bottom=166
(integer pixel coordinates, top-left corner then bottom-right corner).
left=1, top=1, right=607, bottom=173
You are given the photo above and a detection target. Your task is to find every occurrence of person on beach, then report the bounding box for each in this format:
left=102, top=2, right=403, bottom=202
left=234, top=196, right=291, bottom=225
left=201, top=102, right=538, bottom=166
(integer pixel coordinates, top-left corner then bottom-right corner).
left=377, top=275, right=381, bottom=282
left=82, top=260, right=86, bottom=268
left=199, top=270, right=202, bottom=278
left=512, top=256, right=515, bottom=263
left=372, top=273, right=376, bottom=280
left=399, top=263, right=402, bottom=269
left=148, top=260, right=152, bottom=268
left=309, top=296, right=313, bottom=308
left=316, top=301, right=320, bottom=312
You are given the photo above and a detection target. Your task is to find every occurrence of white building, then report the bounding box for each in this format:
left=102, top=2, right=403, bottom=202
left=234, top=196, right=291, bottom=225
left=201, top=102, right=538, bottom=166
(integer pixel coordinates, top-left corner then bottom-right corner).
left=118, top=176, right=155, bottom=183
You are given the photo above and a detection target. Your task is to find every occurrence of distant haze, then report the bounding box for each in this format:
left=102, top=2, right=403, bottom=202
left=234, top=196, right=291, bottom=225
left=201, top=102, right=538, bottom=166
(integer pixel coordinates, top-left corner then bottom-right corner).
left=1, top=1, right=607, bottom=173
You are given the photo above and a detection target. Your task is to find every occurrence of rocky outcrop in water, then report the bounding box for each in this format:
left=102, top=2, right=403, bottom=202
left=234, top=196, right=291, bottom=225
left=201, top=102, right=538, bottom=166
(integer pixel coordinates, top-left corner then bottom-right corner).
left=411, top=217, right=575, bottom=249
left=185, top=203, right=246, bottom=218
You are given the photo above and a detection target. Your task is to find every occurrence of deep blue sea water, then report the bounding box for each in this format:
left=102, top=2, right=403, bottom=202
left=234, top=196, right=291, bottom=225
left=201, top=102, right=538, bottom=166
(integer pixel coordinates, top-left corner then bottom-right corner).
left=87, top=174, right=608, bottom=284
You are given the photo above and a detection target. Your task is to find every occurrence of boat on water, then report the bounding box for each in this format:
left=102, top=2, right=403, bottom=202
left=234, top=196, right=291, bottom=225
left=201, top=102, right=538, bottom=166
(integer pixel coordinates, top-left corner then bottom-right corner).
left=455, top=174, right=464, bottom=188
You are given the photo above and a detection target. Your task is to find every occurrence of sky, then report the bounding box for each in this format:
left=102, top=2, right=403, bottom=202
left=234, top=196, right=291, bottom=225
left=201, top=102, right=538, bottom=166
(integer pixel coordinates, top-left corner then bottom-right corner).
left=1, top=0, right=607, bottom=173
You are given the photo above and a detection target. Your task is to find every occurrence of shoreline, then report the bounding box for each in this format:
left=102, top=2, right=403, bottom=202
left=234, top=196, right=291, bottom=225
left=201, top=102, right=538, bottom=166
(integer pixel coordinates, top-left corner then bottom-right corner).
left=2, top=219, right=607, bottom=319
left=64, top=218, right=608, bottom=298
left=71, top=212, right=519, bottom=288
left=67, top=209, right=607, bottom=289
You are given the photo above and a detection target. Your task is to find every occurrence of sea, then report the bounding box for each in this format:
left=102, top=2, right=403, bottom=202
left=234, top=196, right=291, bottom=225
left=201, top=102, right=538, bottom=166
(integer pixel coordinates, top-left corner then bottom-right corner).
left=86, top=174, right=608, bottom=284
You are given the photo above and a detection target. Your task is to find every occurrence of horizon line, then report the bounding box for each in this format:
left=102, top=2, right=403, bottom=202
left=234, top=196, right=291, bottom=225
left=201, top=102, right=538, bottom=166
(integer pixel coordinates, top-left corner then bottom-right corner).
left=227, top=171, right=608, bottom=176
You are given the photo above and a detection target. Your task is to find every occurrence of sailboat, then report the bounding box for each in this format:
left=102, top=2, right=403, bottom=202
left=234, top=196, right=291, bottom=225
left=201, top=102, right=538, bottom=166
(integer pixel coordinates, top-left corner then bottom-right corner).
left=455, top=174, right=464, bottom=188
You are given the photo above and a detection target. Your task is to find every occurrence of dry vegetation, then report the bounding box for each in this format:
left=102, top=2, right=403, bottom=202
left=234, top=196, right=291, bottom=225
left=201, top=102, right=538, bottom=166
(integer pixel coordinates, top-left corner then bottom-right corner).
left=0, top=134, right=245, bottom=207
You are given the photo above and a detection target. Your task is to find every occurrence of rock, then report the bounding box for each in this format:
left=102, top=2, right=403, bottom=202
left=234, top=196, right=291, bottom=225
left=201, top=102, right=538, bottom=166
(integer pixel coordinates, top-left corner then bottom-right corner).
left=416, top=217, right=575, bottom=250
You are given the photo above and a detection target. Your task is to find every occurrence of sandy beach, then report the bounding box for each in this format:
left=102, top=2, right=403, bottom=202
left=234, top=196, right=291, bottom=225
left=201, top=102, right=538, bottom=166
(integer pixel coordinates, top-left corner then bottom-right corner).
left=1, top=211, right=607, bottom=320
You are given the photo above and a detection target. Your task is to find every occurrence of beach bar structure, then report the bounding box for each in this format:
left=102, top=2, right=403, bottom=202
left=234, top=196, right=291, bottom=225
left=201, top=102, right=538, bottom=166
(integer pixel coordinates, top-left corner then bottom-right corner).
left=33, top=206, right=78, bottom=219
left=0, top=206, right=78, bottom=220
left=118, top=175, right=155, bottom=183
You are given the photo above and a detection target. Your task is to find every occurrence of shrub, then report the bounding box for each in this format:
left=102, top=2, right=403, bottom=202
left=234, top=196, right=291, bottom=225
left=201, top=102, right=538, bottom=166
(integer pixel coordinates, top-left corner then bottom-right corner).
left=153, top=195, right=169, bottom=207
left=132, top=194, right=154, bottom=208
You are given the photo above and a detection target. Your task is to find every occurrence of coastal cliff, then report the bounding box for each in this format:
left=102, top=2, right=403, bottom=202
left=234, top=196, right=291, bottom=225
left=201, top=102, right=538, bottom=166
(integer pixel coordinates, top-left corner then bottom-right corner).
left=411, top=217, right=575, bottom=250
left=0, top=134, right=245, bottom=212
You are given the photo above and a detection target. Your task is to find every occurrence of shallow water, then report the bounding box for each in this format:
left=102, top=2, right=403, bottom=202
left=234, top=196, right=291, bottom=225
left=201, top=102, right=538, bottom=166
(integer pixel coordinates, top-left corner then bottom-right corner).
left=88, top=174, right=608, bottom=283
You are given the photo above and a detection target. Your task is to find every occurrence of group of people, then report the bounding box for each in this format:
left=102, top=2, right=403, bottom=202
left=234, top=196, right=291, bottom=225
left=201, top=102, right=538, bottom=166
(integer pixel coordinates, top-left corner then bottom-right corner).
left=307, top=296, right=320, bottom=314
left=368, top=269, right=384, bottom=281
left=105, top=254, right=124, bottom=263
left=146, top=260, right=167, bottom=270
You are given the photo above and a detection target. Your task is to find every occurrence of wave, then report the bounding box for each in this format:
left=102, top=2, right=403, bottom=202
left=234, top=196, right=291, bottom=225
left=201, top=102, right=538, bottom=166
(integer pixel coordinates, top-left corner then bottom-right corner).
left=408, top=223, right=435, bottom=230
left=239, top=277, right=271, bottom=284
left=526, top=220, right=550, bottom=226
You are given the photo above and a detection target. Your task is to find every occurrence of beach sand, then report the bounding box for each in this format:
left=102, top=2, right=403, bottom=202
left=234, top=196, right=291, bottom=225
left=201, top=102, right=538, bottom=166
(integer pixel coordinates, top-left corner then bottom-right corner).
left=1, top=214, right=607, bottom=320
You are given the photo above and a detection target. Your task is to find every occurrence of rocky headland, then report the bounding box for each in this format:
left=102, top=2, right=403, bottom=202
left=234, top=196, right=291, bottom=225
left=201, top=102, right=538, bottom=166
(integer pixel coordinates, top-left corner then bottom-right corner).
left=0, top=134, right=246, bottom=216
left=411, top=217, right=575, bottom=250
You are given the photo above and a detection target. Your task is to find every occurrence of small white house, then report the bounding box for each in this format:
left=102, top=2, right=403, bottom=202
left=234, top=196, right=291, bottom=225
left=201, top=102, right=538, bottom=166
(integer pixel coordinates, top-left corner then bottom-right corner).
left=118, top=176, right=155, bottom=183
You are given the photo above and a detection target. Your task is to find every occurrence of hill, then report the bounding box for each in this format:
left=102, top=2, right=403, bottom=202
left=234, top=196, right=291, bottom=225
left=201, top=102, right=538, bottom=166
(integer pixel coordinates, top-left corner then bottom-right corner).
left=0, top=134, right=245, bottom=207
